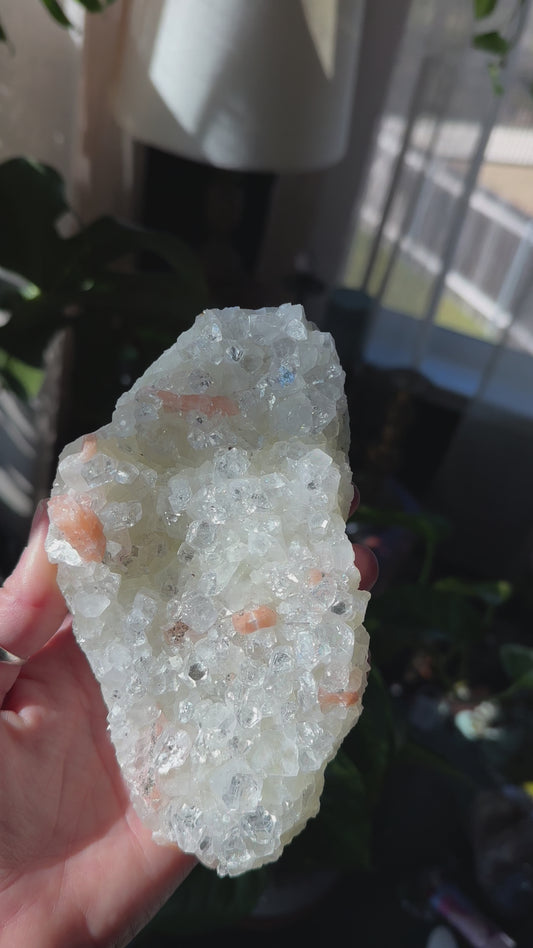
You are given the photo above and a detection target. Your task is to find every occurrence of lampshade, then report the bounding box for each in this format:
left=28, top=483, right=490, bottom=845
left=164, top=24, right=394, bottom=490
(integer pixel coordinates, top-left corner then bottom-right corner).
left=112, top=0, right=364, bottom=173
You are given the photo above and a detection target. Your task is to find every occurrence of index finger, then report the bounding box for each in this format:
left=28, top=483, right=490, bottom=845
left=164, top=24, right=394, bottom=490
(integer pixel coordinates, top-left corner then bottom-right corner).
left=0, top=502, right=68, bottom=703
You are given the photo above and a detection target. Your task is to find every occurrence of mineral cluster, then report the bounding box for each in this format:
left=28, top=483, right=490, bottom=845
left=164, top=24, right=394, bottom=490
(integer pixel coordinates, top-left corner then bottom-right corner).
left=46, top=304, right=370, bottom=877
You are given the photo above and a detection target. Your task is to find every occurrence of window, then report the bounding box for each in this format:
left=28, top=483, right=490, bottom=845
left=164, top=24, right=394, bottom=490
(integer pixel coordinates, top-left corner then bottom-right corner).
left=342, top=0, right=533, bottom=417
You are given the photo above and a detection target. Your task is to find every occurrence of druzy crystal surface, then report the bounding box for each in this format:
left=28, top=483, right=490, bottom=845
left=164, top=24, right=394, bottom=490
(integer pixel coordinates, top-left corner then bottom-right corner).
left=46, top=304, right=370, bottom=877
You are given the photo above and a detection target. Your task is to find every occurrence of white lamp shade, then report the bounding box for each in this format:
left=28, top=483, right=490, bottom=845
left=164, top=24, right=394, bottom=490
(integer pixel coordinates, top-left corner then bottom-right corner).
left=112, top=0, right=364, bottom=172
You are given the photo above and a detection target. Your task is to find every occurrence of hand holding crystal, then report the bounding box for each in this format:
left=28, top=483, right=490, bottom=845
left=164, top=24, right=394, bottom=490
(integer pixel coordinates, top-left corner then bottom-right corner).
left=0, top=504, right=195, bottom=948
left=0, top=496, right=376, bottom=947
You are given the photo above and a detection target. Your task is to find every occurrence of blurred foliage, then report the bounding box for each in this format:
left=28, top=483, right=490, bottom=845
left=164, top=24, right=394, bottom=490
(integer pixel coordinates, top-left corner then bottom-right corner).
left=0, top=0, right=117, bottom=40
left=0, top=158, right=208, bottom=438
left=351, top=503, right=451, bottom=584
left=39, top=0, right=117, bottom=27
left=142, top=864, right=271, bottom=938
left=500, top=644, right=533, bottom=698
left=348, top=503, right=515, bottom=692
left=472, top=0, right=527, bottom=94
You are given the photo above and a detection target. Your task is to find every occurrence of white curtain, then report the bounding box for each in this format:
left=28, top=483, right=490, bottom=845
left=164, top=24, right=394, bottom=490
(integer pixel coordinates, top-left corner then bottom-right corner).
left=336, top=0, right=533, bottom=577
left=0, top=0, right=138, bottom=220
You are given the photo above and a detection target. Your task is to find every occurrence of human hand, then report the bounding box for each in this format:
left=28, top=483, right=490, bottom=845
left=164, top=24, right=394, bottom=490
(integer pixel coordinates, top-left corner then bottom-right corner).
left=0, top=504, right=195, bottom=948
left=0, top=497, right=377, bottom=948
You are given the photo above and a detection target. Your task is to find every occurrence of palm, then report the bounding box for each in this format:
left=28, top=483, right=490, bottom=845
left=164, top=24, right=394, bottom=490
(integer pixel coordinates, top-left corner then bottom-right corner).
left=0, top=622, right=194, bottom=946
left=0, top=502, right=376, bottom=947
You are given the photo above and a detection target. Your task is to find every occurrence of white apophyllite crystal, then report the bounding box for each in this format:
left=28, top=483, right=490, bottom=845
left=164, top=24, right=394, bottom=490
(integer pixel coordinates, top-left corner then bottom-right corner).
left=46, top=304, right=371, bottom=877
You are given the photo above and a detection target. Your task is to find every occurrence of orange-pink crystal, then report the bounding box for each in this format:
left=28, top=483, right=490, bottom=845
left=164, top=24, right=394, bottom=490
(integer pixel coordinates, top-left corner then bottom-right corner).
left=48, top=495, right=106, bottom=563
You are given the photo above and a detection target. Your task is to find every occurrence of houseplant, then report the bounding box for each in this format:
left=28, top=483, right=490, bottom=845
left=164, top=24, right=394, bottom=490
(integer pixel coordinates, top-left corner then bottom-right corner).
left=0, top=156, right=208, bottom=575
left=0, top=157, right=208, bottom=432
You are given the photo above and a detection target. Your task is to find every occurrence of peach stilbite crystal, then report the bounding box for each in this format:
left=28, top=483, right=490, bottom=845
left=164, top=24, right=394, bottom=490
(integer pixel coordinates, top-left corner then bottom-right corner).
left=46, top=304, right=370, bottom=877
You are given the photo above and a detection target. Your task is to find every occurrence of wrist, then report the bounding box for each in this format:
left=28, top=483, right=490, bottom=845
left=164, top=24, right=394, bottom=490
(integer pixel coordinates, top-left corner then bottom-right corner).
left=0, top=874, right=93, bottom=948
left=0, top=865, right=164, bottom=948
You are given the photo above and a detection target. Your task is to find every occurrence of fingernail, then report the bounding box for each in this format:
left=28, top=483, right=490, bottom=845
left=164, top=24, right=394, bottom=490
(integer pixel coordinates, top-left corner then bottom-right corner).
left=5, top=498, right=58, bottom=606
left=18, top=502, right=57, bottom=596
left=29, top=498, right=48, bottom=537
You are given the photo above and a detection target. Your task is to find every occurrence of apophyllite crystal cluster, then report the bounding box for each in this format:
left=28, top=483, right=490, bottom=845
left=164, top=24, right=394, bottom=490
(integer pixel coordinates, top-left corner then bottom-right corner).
left=46, top=304, right=370, bottom=877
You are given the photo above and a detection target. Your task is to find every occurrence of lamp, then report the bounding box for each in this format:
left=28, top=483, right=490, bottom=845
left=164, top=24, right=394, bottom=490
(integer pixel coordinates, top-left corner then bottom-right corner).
left=112, top=0, right=364, bottom=173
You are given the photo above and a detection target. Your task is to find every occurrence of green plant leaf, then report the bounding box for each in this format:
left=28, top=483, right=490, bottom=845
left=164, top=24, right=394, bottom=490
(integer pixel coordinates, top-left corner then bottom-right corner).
left=434, top=577, right=512, bottom=607
left=349, top=504, right=451, bottom=545
left=481, top=703, right=533, bottom=783
left=75, top=0, right=118, bottom=10
left=38, top=0, right=117, bottom=24
left=0, top=289, right=67, bottom=366
left=472, top=31, right=510, bottom=55
left=496, top=645, right=533, bottom=699
left=500, top=643, right=533, bottom=681
left=0, top=159, right=208, bottom=295
left=499, top=670, right=533, bottom=699
left=0, top=159, right=209, bottom=421
left=364, top=583, right=482, bottom=668
left=474, top=0, right=498, bottom=18
left=371, top=731, right=486, bottom=875
left=487, top=60, right=505, bottom=95
left=58, top=215, right=207, bottom=296
left=0, top=349, right=44, bottom=399
left=76, top=0, right=106, bottom=10
left=67, top=0, right=118, bottom=12
left=39, top=0, right=72, bottom=27
left=0, top=158, right=208, bottom=395
left=342, top=666, right=398, bottom=805
left=400, top=740, right=479, bottom=792
left=143, top=864, right=270, bottom=936
left=0, top=158, right=68, bottom=286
